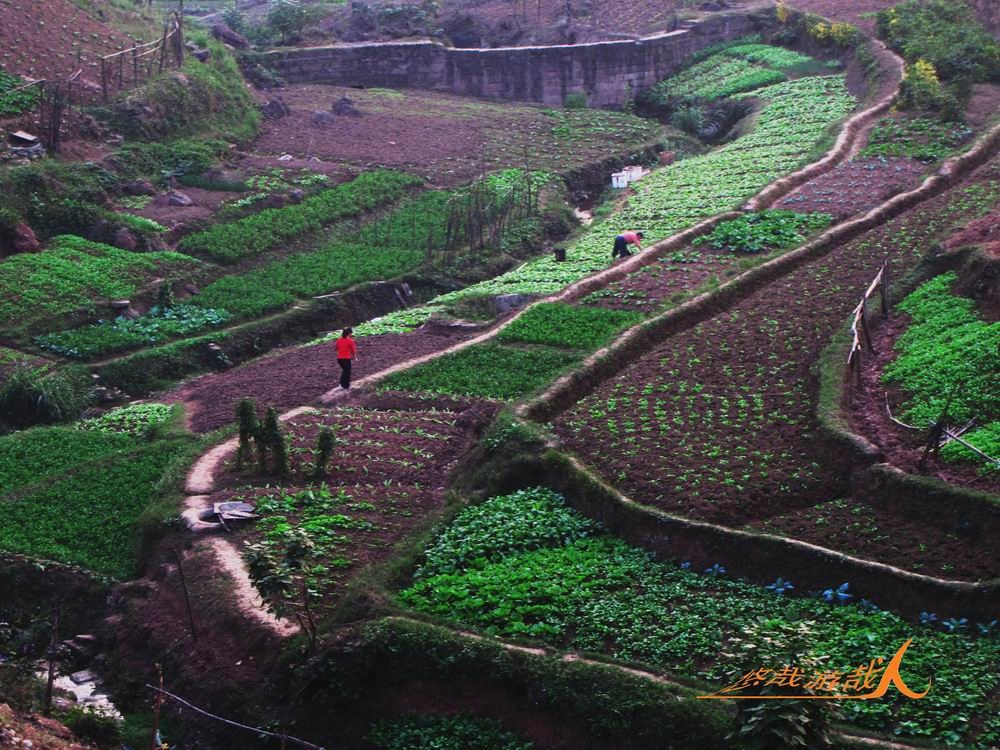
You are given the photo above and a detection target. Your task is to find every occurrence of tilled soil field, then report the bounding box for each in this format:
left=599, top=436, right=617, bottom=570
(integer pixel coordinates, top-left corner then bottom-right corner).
left=778, top=157, right=928, bottom=219
left=215, top=394, right=498, bottom=611
left=169, top=327, right=478, bottom=433
left=556, top=155, right=1000, bottom=580
left=251, top=85, right=663, bottom=187
left=581, top=250, right=741, bottom=312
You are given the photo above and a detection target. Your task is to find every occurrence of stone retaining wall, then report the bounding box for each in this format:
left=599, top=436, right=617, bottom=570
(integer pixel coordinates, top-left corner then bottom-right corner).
left=265, top=9, right=771, bottom=106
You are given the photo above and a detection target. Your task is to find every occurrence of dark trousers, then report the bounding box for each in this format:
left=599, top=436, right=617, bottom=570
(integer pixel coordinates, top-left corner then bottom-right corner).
left=612, top=235, right=631, bottom=258
left=338, top=358, right=352, bottom=389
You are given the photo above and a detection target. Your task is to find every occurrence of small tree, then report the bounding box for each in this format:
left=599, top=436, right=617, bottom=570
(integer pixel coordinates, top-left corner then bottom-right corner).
left=309, top=425, right=337, bottom=481
left=235, top=398, right=259, bottom=471
left=266, top=0, right=326, bottom=44
left=262, top=406, right=290, bottom=477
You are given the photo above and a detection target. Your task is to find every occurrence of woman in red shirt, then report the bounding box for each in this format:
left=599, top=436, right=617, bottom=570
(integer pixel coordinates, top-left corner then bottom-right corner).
left=335, top=328, right=358, bottom=389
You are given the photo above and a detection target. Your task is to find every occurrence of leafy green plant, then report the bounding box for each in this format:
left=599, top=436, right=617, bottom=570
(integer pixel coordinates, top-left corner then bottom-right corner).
left=693, top=211, right=833, bottom=254
left=883, top=272, right=998, bottom=466
left=180, top=170, right=420, bottom=262
left=498, top=303, right=641, bottom=349
left=859, top=116, right=972, bottom=162
left=0, top=69, right=40, bottom=117
left=400, top=488, right=1000, bottom=745
left=380, top=344, right=579, bottom=401
left=35, top=304, right=232, bottom=359
left=0, top=424, right=132, bottom=493
left=79, top=403, right=177, bottom=435
left=0, top=235, right=201, bottom=338
left=416, top=488, right=597, bottom=578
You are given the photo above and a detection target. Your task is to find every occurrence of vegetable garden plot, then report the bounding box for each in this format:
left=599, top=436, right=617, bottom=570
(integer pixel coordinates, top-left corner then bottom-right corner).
left=399, top=488, right=1000, bottom=747
left=0, top=236, right=202, bottom=338
left=555, top=158, right=1000, bottom=580
left=358, top=75, right=856, bottom=335
left=224, top=397, right=498, bottom=612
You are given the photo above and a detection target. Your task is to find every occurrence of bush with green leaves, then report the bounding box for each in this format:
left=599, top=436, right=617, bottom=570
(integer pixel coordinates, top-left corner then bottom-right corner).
left=380, top=343, right=579, bottom=401
left=35, top=305, right=233, bottom=359
left=693, top=210, right=834, bottom=254
left=369, top=715, right=533, bottom=750
left=875, top=0, right=1000, bottom=89
left=883, top=272, right=998, bottom=467
left=497, top=303, right=641, bottom=350
left=266, top=0, right=327, bottom=43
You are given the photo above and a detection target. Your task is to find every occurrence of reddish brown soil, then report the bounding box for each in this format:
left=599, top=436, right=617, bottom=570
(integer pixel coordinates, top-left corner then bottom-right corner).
left=133, top=186, right=243, bottom=231
left=778, top=158, right=928, bottom=219
left=169, top=328, right=478, bottom=433
left=848, top=314, right=1000, bottom=495
left=104, top=538, right=285, bottom=747
left=0, top=0, right=140, bottom=81
left=944, top=209, right=1000, bottom=258
left=555, top=155, right=1000, bottom=580
left=582, top=250, right=740, bottom=312
left=214, top=395, right=498, bottom=611
left=966, top=84, right=1000, bottom=132
left=0, top=704, right=97, bottom=750
left=785, top=0, right=895, bottom=34
left=250, top=85, right=662, bottom=188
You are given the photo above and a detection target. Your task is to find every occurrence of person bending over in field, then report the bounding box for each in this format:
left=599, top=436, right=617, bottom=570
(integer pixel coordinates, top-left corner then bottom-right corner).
left=612, top=230, right=644, bottom=259
left=335, top=327, right=358, bottom=389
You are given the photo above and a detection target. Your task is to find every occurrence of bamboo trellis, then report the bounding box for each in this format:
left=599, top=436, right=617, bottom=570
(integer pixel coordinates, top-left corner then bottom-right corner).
left=846, top=257, right=890, bottom=397
left=100, top=12, right=184, bottom=102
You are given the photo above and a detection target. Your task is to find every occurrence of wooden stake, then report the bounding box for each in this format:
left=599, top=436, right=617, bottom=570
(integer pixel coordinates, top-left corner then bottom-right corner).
left=172, top=547, right=198, bottom=642
left=150, top=664, right=164, bottom=750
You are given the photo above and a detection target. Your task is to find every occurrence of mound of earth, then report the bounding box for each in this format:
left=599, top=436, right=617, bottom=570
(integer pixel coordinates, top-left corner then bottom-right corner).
left=0, top=704, right=97, bottom=750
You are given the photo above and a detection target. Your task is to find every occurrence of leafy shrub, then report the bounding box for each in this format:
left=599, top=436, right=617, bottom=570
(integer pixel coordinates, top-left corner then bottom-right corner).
left=180, top=170, right=420, bottom=262
left=564, top=92, right=588, bottom=109
left=115, top=213, right=166, bottom=234
left=671, top=104, right=705, bottom=135
left=0, top=365, right=95, bottom=430
left=417, top=488, right=597, bottom=578
left=60, top=705, right=122, bottom=746
left=896, top=60, right=962, bottom=118
left=113, top=138, right=229, bottom=181
left=369, top=714, right=533, bottom=750
left=498, top=303, right=641, bottom=349
left=876, top=0, right=1000, bottom=88
left=0, top=69, right=40, bottom=117
left=266, top=0, right=327, bottom=43
left=380, top=344, right=579, bottom=401
left=35, top=305, right=233, bottom=359
left=693, top=210, right=833, bottom=254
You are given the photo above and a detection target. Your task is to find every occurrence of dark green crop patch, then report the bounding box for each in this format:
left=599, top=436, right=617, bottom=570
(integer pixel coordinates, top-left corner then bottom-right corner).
left=498, top=303, right=642, bottom=350
left=379, top=344, right=579, bottom=401
left=693, top=210, right=834, bottom=254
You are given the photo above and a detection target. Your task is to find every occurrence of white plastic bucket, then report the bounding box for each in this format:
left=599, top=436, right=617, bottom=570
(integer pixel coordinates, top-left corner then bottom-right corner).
left=611, top=172, right=628, bottom=188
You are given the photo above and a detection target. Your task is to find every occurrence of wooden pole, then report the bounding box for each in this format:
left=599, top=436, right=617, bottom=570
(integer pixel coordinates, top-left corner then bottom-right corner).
left=172, top=547, right=198, bottom=642
left=43, top=601, right=61, bottom=716
left=149, top=665, right=164, bottom=750
left=880, top=260, right=890, bottom=317
left=101, top=58, right=108, bottom=102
